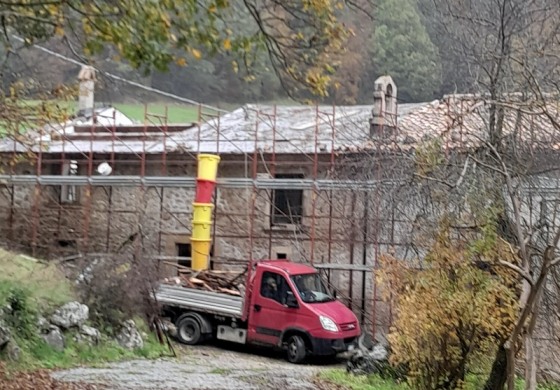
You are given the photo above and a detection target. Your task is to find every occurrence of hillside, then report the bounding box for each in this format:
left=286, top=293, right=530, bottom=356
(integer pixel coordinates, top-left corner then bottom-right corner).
left=0, top=249, right=74, bottom=309
left=0, top=249, right=167, bottom=372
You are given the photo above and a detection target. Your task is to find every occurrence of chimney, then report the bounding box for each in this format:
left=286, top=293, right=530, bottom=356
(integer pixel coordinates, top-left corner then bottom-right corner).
left=77, top=65, right=96, bottom=114
left=370, top=75, right=397, bottom=138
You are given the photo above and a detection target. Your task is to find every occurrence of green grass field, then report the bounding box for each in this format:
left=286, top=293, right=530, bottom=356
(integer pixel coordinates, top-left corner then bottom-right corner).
left=0, top=101, right=219, bottom=136
left=12, top=100, right=212, bottom=123
left=113, top=103, right=201, bottom=123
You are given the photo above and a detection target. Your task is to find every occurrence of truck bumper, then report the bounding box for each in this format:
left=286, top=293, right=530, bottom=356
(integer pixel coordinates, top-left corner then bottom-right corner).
left=310, top=336, right=358, bottom=356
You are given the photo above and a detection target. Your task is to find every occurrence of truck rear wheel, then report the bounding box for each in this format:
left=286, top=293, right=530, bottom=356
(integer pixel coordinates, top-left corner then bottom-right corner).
left=176, top=316, right=202, bottom=345
left=286, top=335, right=307, bottom=364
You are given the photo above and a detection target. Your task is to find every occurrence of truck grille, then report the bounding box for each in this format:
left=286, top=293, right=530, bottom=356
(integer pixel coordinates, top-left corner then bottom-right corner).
left=340, top=322, right=358, bottom=331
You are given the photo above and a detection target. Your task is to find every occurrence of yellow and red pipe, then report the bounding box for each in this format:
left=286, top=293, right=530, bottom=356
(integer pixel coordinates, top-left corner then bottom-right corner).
left=191, top=154, right=220, bottom=271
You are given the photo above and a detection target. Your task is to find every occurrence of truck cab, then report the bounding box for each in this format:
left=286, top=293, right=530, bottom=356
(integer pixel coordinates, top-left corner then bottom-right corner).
left=246, top=260, right=360, bottom=363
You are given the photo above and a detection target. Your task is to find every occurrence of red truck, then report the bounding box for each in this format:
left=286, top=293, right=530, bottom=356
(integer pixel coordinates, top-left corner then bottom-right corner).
left=155, top=260, right=361, bottom=363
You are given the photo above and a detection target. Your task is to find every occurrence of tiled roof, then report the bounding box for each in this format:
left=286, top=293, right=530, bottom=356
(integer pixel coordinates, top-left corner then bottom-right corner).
left=1, top=96, right=559, bottom=155
left=395, top=96, right=560, bottom=151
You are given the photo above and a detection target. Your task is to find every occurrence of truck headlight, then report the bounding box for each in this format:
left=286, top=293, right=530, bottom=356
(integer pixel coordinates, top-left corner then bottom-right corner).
left=319, top=316, right=339, bottom=332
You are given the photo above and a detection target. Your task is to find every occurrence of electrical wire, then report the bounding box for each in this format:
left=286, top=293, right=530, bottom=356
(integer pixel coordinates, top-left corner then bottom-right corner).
left=10, top=35, right=227, bottom=113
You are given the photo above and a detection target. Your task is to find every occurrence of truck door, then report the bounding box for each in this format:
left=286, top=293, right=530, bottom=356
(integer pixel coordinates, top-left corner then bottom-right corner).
left=248, top=271, right=298, bottom=346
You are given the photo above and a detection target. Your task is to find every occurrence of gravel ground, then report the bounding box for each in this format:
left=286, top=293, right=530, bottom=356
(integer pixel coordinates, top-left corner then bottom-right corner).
left=51, top=342, right=345, bottom=389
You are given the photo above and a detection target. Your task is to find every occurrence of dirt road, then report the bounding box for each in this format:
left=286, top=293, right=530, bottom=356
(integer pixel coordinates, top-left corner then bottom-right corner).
left=51, top=342, right=344, bottom=389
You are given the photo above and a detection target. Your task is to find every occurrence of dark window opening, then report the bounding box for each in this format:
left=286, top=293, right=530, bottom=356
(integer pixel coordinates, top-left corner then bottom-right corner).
left=175, top=242, right=214, bottom=271
left=176, top=243, right=191, bottom=258
left=272, top=174, right=304, bottom=225
left=57, top=239, right=76, bottom=248
left=277, top=253, right=287, bottom=259
left=176, top=243, right=192, bottom=269
left=385, top=84, right=394, bottom=115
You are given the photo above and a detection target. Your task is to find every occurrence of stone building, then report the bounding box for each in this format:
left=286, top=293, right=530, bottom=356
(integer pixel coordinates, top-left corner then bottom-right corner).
left=0, top=71, right=428, bottom=331
left=2, top=67, right=560, bottom=380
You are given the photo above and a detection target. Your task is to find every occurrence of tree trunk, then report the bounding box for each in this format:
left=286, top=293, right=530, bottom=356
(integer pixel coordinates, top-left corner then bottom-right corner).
left=506, top=342, right=517, bottom=390
left=524, top=289, right=543, bottom=390
left=484, top=345, right=508, bottom=390
left=506, top=266, right=549, bottom=390
left=524, top=334, right=537, bottom=390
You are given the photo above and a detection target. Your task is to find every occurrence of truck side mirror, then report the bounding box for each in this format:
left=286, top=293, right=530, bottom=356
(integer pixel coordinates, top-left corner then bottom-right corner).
left=285, top=291, right=298, bottom=308
left=332, top=290, right=337, bottom=299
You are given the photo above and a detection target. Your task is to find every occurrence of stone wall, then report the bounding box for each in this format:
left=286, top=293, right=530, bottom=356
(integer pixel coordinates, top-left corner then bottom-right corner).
left=0, top=154, right=416, bottom=336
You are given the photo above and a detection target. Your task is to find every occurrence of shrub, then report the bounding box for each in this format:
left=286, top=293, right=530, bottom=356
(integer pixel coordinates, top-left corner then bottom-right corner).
left=3, top=287, right=37, bottom=340
left=77, top=254, right=160, bottom=331
left=377, top=224, right=518, bottom=390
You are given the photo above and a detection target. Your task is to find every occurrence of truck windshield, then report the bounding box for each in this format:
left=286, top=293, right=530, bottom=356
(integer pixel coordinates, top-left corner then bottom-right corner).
left=291, top=273, right=334, bottom=303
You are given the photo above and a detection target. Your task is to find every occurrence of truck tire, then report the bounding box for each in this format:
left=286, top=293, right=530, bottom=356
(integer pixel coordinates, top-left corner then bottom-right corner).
left=176, top=316, right=202, bottom=345
left=286, top=335, right=307, bottom=364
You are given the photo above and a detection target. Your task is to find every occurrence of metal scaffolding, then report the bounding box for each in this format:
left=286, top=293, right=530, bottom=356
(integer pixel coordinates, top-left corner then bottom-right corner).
left=0, top=102, right=404, bottom=339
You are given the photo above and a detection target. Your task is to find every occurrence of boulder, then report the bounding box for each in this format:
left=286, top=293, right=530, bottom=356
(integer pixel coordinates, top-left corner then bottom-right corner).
left=370, top=344, right=389, bottom=361
left=347, top=345, right=389, bottom=376
left=42, top=326, right=65, bottom=352
left=0, top=321, right=10, bottom=349
left=116, top=320, right=144, bottom=350
left=50, top=301, right=89, bottom=329
left=36, top=316, right=51, bottom=334
left=5, top=340, right=21, bottom=361
left=346, top=335, right=390, bottom=377
left=74, top=325, right=101, bottom=345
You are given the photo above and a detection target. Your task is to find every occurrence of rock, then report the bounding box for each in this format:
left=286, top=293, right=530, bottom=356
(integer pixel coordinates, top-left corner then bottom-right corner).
left=5, top=340, right=21, bottom=361
left=50, top=301, right=89, bottom=329
left=76, top=259, right=100, bottom=284
left=370, top=344, right=388, bottom=361
left=75, top=324, right=101, bottom=345
left=161, top=320, right=177, bottom=337
left=0, top=321, right=10, bottom=349
left=116, top=320, right=144, bottom=350
left=346, top=343, right=390, bottom=376
left=540, top=368, right=560, bottom=383
left=1, top=304, right=12, bottom=317
left=42, top=326, right=65, bottom=352
left=36, top=316, right=51, bottom=333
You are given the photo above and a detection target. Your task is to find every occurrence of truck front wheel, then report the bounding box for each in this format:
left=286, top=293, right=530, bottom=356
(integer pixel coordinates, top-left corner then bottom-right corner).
left=176, top=316, right=202, bottom=345
left=286, top=335, right=307, bottom=363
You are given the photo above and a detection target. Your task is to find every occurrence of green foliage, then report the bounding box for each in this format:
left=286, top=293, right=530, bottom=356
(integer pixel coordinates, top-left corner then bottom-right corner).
left=152, top=58, right=285, bottom=104
left=2, top=288, right=37, bottom=341
left=0, top=83, right=75, bottom=173
left=536, top=382, right=560, bottom=390
left=9, top=328, right=168, bottom=371
left=370, top=0, right=442, bottom=102
left=209, top=368, right=233, bottom=375
left=320, top=369, right=410, bottom=390
left=0, top=249, right=168, bottom=370
left=2, top=0, right=349, bottom=96
left=0, top=249, right=74, bottom=309
left=377, top=223, right=518, bottom=390
left=319, top=369, right=560, bottom=390
left=415, top=138, right=444, bottom=176
left=320, top=369, right=560, bottom=389
left=467, top=209, right=502, bottom=257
